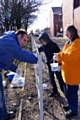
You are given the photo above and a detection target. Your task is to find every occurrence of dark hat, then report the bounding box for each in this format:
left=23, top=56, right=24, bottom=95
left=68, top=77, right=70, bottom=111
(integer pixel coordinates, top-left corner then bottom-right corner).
left=39, top=32, right=50, bottom=41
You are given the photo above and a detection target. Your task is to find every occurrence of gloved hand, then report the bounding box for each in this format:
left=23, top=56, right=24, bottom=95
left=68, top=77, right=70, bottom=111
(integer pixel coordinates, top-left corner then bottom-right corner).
left=53, top=53, right=58, bottom=61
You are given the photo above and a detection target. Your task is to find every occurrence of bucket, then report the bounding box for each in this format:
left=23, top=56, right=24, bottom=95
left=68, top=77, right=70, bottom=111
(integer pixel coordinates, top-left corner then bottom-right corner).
left=50, top=63, right=61, bottom=72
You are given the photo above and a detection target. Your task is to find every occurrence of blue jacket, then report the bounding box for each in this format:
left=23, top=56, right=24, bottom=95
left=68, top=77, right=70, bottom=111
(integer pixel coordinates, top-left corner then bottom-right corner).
left=0, top=31, right=38, bottom=71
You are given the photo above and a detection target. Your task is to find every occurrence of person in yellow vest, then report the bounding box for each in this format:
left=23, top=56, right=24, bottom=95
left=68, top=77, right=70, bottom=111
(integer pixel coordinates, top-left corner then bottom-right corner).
left=53, top=25, right=80, bottom=119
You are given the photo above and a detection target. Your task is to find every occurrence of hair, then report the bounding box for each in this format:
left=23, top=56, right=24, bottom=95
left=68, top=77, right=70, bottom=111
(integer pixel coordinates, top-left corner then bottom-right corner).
left=39, top=32, right=51, bottom=43
left=16, top=29, right=27, bottom=38
left=67, top=25, right=79, bottom=41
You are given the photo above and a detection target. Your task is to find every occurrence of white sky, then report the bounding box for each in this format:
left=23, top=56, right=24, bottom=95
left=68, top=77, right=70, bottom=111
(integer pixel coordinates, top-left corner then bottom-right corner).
left=28, top=0, right=63, bottom=32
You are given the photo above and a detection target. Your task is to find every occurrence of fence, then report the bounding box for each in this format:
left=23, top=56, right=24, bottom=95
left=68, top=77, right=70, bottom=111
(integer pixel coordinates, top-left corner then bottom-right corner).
left=31, top=35, right=44, bottom=120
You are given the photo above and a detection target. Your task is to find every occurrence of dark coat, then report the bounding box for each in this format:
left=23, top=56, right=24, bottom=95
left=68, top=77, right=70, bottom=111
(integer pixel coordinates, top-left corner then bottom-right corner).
left=38, top=40, right=60, bottom=63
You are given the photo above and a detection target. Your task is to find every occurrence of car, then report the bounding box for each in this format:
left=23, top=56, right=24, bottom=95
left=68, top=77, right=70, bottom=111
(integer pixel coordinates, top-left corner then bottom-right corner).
left=34, top=31, right=40, bottom=37
left=57, top=32, right=63, bottom=37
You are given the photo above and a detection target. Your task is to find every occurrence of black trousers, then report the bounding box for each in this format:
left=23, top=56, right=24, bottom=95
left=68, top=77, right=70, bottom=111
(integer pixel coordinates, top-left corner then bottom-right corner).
left=49, top=70, right=65, bottom=94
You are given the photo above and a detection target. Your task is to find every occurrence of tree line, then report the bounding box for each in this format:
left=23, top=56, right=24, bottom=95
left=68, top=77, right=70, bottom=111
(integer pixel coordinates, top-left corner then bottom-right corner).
left=0, top=0, right=41, bottom=32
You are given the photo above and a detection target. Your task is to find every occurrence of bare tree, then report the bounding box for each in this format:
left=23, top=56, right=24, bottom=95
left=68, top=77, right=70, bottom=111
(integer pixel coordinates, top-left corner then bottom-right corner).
left=0, top=0, right=41, bottom=31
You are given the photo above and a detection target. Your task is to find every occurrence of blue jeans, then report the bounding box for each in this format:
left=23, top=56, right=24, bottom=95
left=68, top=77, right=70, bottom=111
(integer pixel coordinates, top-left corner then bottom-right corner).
left=0, top=73, right=7, bottom=120
left=66, top=85, right=79, bottom=114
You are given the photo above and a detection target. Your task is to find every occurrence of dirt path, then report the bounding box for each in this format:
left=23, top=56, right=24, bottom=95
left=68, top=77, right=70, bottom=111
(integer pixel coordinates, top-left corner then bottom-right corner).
left=22, top=64, right=66, bottom=120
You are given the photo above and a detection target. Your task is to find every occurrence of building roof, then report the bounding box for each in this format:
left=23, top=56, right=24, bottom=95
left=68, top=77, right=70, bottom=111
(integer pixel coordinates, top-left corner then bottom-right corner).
left=52, top=7, right=62, bottom=15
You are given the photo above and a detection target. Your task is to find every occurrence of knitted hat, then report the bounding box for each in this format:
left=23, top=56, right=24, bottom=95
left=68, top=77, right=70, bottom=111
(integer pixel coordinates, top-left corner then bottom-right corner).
left=39, top=32, right=50, bottom=41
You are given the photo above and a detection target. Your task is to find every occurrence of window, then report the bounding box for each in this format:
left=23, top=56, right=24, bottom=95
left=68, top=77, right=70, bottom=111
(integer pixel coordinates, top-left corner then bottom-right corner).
left=74, top=0, right=80, bottom=9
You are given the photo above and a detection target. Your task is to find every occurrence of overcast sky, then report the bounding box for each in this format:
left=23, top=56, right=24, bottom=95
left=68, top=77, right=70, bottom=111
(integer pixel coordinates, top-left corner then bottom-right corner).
left=28, top=0, right=63, bottom=32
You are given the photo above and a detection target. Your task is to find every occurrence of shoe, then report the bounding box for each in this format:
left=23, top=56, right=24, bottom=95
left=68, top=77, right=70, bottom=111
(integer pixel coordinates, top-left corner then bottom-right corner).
left=63, top=105, right=70, bottom=112
left=65, top=111, right=78, bottom=119
left=6, top=111, right=15, bottom=120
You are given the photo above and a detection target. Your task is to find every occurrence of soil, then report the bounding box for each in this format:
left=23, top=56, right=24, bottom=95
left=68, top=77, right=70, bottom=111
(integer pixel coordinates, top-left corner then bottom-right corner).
left=5, top=63, right=67, bottom=120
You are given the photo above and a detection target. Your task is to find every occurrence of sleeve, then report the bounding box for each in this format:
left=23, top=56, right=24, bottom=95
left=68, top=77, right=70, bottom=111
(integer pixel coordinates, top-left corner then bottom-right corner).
left=55, top=44, right=60, bottom=52
left=58, top=44, right=70, bottom=63
left=8, top=64, right=17, bottom=72
left=13, top=47, right=38, bottom=64
left=38, top=46, right=44, bottom=52
left=52, top=42, right=60, bottom=53
left=58, top=52, right=64, bottom=63
left=0, top=63, right=17, bottom=72
left=58, top=47, right=79, bottom=64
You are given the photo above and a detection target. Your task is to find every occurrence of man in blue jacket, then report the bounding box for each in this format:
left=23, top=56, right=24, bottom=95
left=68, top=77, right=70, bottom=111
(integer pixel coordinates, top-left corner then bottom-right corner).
left=0, top=29, right=38, bottom=120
